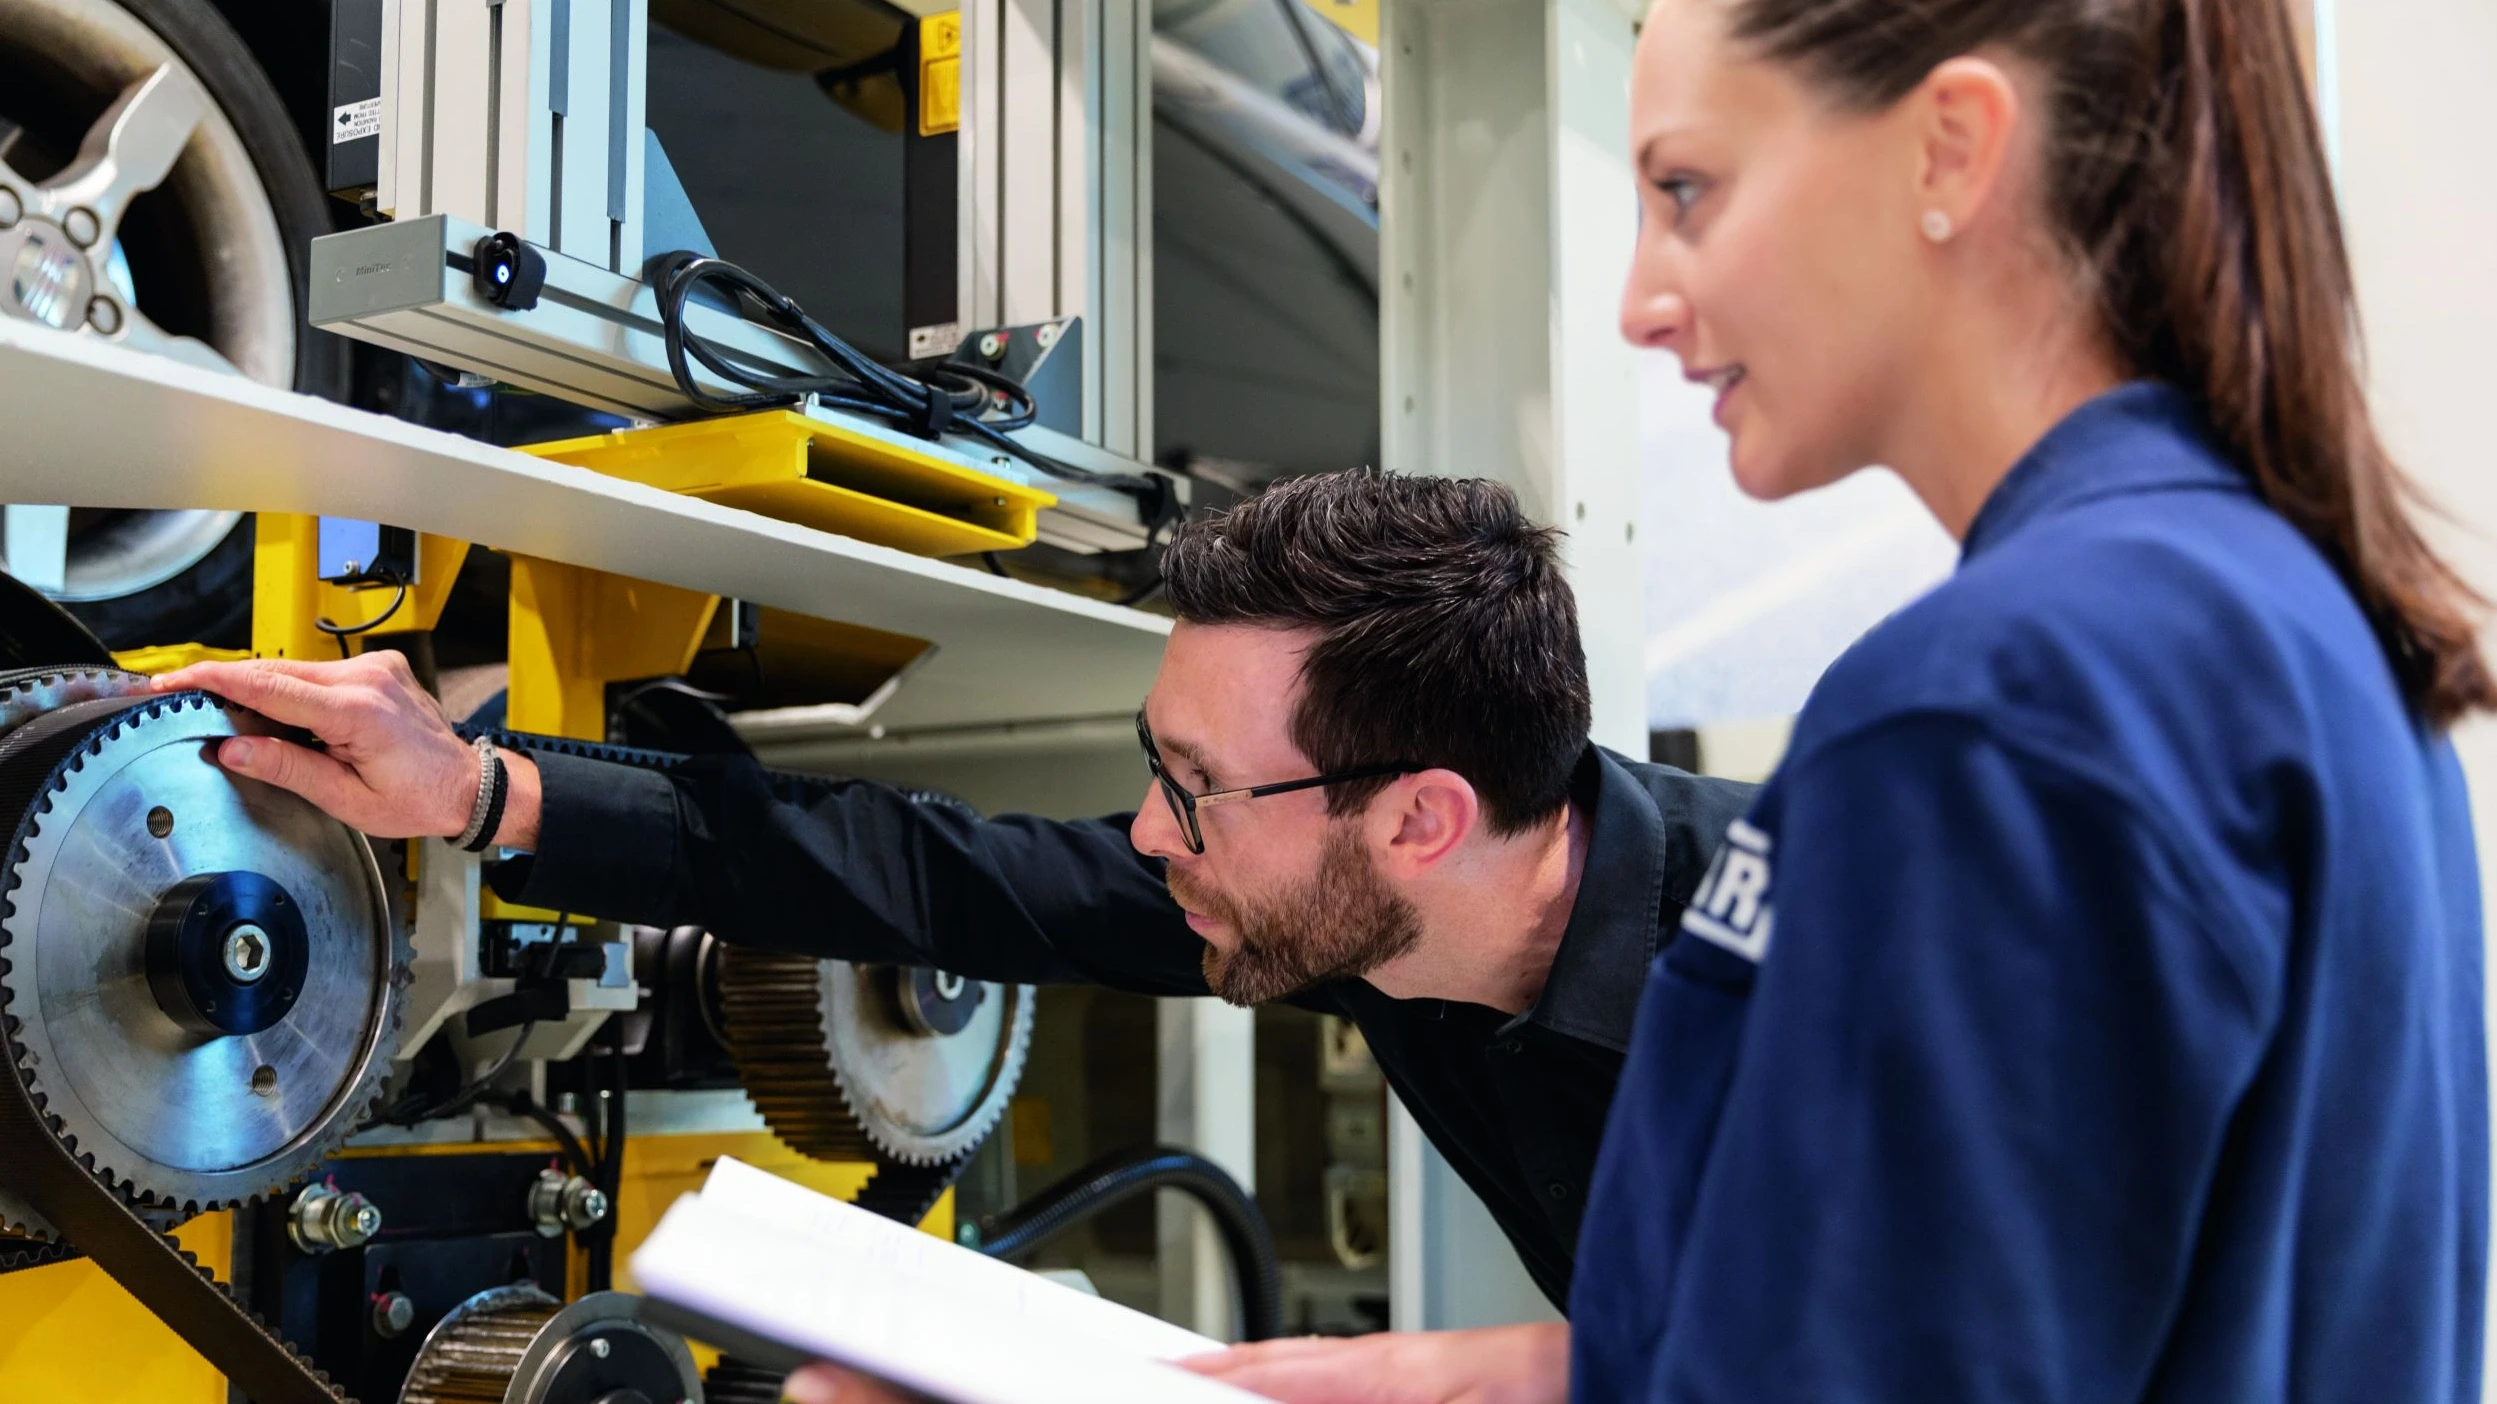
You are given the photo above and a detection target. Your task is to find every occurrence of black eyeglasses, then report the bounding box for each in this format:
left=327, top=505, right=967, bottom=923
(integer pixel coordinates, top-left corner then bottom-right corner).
left=1136, top=711, right=1417, bottom=855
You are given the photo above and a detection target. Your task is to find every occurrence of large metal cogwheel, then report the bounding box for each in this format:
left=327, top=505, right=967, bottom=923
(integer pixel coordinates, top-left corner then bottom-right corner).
left=400, top=1285, right=705, bottom=1404
left=0, top=684, right=407, bottom=1237
left=717, top=948, right=1034, bottom=1166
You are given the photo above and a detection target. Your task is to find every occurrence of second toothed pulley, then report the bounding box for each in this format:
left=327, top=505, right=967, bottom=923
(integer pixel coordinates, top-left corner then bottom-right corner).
left=0, top=688, right=403, bottom=1231
left=716, top=947, right=1033, bottom=1166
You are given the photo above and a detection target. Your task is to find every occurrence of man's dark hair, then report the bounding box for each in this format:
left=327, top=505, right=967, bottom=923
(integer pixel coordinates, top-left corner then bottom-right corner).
left=1159, top=467, right=1592, bottom=835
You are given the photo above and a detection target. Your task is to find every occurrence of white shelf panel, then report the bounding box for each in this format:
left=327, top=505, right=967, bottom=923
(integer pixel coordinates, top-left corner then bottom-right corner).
left=0, top=322, right=1170, bottom=732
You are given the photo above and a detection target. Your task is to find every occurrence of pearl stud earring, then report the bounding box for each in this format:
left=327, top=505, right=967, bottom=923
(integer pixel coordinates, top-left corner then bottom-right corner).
left=1921, top=209, right=1955, bottom=243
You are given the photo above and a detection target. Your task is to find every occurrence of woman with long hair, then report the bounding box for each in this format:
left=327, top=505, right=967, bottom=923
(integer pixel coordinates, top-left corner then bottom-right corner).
left=1178, top=0, right=2491, bottom=1401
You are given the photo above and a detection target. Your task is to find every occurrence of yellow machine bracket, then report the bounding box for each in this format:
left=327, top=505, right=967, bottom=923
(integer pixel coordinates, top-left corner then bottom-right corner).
left=524, top=409, right=1056, bottom=558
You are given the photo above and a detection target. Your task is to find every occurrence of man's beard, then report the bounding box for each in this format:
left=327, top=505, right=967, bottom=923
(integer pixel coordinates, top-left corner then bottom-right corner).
left=1171, top=821, right=1423, bottom=1007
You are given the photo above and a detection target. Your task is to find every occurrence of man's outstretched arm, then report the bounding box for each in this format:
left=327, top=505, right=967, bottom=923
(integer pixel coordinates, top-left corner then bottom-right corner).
left=154, top=654, right=1210, bottom=996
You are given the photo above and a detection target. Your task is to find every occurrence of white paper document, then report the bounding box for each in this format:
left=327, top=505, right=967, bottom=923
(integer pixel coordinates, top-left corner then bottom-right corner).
left=629, top=1157, right=1278, bottom=1404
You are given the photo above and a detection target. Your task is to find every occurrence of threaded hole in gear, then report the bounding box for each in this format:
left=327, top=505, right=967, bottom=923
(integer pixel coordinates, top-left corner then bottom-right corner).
left=146, top=805, right=173, bottom=838
left=251, top=1065, right=277, bottom=1096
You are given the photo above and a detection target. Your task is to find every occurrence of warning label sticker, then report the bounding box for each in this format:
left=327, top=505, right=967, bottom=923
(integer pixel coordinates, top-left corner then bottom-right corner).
left=332, top=97, right=381, bottom=145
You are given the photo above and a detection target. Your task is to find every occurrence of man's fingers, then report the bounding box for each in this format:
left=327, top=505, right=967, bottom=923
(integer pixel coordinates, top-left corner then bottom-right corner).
left=782, top=1364, right=930, bottom=1404
left=217, top=736, right=367, bottom=819
left=1183, top=1339, right=1355, bottom=1374
left=160, top=661, right=366, bottom=734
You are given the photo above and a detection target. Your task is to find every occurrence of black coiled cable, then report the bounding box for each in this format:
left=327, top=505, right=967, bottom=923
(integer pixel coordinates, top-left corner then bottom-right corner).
left=976, top=1145, right=1282, bottom=1341
left=650, top=251, right=1167, bottom=508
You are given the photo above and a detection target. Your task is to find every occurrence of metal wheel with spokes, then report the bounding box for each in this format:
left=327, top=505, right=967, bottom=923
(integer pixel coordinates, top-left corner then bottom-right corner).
left=0, top=0, right=346, bottom=648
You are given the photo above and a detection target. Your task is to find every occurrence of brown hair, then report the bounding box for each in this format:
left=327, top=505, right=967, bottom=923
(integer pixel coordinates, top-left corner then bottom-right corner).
left=1726, top=0, right=2494, bottom=724
left=1160, top=468, right=1593, bottom=834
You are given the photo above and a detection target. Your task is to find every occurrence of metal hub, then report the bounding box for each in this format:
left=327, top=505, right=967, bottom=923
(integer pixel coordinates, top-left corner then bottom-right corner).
left=144, top=871, right=311, bottom=1036
left=1, top=216, right=94, bottom=330
left=0, top=690, right=406, bottom=1229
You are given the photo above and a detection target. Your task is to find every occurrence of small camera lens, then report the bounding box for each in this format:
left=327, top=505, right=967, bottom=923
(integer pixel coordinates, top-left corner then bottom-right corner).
left=470, top=232, right=546, bottom=311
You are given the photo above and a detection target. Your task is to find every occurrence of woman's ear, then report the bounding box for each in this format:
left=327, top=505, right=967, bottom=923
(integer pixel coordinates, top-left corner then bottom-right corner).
left=1908, top=56, right=2025, bottom=243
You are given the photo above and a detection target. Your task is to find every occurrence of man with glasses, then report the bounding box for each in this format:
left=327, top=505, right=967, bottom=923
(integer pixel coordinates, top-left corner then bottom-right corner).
left=155, top=467, right=1754, bottom=1320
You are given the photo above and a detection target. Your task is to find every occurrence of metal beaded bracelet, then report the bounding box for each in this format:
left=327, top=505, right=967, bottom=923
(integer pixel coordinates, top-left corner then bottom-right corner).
left=452, top=736, right=503, bottom=851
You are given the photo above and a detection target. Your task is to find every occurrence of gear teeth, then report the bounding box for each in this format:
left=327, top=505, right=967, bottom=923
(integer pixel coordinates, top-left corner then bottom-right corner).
left=0, top=689, right=411, bottom=1224
left=720, top=950, right=881, bottom=1161
left=718, top=948, right=1032, bottom=1167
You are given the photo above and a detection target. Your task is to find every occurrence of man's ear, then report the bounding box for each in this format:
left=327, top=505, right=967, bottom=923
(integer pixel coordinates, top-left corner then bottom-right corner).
left=1375, top=769, right=1479, bottom=877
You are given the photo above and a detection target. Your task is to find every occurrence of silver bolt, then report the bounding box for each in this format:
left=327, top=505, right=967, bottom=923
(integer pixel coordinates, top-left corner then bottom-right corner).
left=0, top=187, right=19, bottom=229
left=978, top=332, right=1004, bottom=360
left=224, top=924, right=271, bottom=983
left=87, top=296, right=121, bottom=336
left=1035, top=322, right=1060, bottom=349
left=566, top=1182, right=611, bottom=1231
left=372, top=1291, right=416, bottom=1338
left=62, top=207, right=99, bottom=247
left=289, top=1184, right=382, bottom=1253
left=528, top=1168, right=611, bottom=1236
left=590, top=1338, right=612, bottom=1360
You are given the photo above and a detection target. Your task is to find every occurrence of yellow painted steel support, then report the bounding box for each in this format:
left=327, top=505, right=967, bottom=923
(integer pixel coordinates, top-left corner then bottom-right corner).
left=252, top=516, right=473, bottom=662
left=0, top=1214, right=231, bottom=1403
left=112, top=642, right=252, bottom=674
left=523, top=411, right=1055, bottom=558
left=506, top=559, right=721, bottom=740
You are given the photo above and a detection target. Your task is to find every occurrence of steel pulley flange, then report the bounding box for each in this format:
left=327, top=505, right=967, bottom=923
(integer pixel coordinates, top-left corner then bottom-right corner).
left=716, top=948, right=1033, bottom=1170
left=401, top=1285, right=706, bottom=1404
left=0, top=690, right=407, bottom=1226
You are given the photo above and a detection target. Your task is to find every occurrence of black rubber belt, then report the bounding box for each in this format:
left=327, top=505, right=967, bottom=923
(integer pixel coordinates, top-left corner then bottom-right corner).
left=0, top=1236, right=74, bottom=1277
left=0, top=1067, right=351, bottom=1402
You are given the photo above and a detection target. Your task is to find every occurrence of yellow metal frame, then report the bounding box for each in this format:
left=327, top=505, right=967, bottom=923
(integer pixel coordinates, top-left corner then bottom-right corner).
left=524, top=411, right=1056, bottom=557
left=250, top=518, right=473, bottom=662
left=0, top=1214, right=232, bottom=1404
left=506, top=558, right=721, bottom=740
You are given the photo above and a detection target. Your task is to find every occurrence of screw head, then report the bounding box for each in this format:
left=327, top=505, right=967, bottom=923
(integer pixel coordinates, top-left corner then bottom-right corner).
left=372, top=1291, right=416, bottom=1338
left=567, top=1183, right=611, bottom=1230
left=978, top=333, right=1004, bottom=360
left=1035, top=322, right=1060, bottom=349
left=223, top=923, right=271, bottom=983
left=0, top=187, right=19, bottom=229
left=61, top=207, right=99, bottom=248
left=590, top=1338, right=612, bottom=1360
left=86, top=296, right=121, bottom=336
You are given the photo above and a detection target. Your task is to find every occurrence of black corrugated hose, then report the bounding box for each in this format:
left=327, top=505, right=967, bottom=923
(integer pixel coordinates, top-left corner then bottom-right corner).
left=976, top=1145, right=1282, bottom=1341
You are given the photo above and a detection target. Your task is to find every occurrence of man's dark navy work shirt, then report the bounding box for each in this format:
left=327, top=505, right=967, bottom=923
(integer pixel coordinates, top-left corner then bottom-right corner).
left=1574, top=383, right=2488, bottom=1401
left=497, top=739, right=1754, bottom=1307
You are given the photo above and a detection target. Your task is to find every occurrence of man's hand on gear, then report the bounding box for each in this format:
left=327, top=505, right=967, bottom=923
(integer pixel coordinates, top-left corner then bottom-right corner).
left=151, top=653, right=541, bottom=850
left=1177, top=1324, right=1570, bottom=1404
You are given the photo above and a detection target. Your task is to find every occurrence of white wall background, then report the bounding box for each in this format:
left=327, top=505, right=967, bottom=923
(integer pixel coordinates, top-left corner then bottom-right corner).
left=2327, top=0, right=2497, bottom=1393
left=1640, top=360, right=1955, bottom=731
